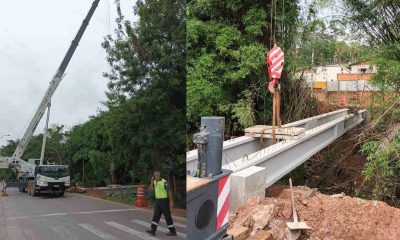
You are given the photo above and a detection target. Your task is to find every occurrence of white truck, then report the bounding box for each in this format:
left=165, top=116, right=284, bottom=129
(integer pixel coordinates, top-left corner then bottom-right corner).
left=0, top=0, right=100, bottom=197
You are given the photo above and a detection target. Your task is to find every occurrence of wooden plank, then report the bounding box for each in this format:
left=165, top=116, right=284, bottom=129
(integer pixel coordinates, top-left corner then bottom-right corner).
left=245, top=132, right=305, bottom=140
left=227, top=226, right=249, bottom=240
left=245, top=125, right=305, bottom=136
left=186, top=176, right=210, bottom=192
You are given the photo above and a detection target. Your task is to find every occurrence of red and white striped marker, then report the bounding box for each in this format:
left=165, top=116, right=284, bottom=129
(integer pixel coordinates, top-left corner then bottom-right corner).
left=216, top=175, right=230, bottom=230
left=266, top=44, right=284, bottom=80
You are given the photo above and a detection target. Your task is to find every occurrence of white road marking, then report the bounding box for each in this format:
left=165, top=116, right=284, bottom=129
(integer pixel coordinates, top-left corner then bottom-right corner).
left=79, top=223, right=117, bottom=240
left=8, top=208, right=138, bottom=220
left=49, top=225, right=79, bottom=240
left=8, top=212, right=67, bottom=220
left=105, top=221, right=159, bottom=240
left=160, top=219, right=186, bottom=228
left=73, top=193, right=187, bottom=222
left=131, top=219, right=186, bottom=239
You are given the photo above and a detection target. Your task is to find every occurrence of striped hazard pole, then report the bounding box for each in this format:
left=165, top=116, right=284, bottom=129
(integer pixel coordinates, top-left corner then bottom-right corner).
left=216, top=175, right=230, bottom=230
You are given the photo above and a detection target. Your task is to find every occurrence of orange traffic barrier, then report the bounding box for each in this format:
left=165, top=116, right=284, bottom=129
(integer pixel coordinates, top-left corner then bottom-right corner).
left=135, top=185, right=148, bottom=207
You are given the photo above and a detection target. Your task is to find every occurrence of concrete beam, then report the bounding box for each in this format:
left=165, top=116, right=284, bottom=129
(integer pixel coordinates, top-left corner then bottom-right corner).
left=187, top=109, right=350, bottom=173
left=223, top=110, right=366, bottom=187
left=187, top=109, right=367, bottom=189
left=230, top=166, right=267, bottom=212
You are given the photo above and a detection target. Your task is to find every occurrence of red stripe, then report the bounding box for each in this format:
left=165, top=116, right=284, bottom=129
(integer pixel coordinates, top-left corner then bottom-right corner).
left=271, top=55, right=284, bottom=67
left=218, top=176, right=228, bottom=197
left=269, top=48, right=283, bottom=61
left=216, top=193, right=229, bottom=229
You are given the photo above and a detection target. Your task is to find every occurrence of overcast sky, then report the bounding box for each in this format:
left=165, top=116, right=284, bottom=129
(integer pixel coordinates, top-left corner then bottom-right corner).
left=0, top=1, right=137, bottom=147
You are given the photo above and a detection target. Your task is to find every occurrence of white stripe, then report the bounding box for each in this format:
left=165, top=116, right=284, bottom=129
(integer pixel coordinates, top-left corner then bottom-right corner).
left=8, top=213, right=67, bottom=220
left=79, top=223, right=116, bottom=240
left=222, top=211, right=229, bottom=226
left=271, top=51, right=284, bottom=66
left=105, top=222, right=158, bottom=240
left=217, top=177, right=230, bottom=215
left=131, top=219, right=186, bottom=239
left=269, top=47, right=281, bottom=58
left=160, top=219, right=186, bottom=228
left=8, top=208, right=138, bottom=220
left=77, top=209, right=137, bottom=215
left=151, top=221, right=158, bottom=226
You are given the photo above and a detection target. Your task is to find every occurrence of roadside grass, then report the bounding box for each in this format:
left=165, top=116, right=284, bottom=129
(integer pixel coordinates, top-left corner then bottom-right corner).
left=104, top=189, right=137, bottom=205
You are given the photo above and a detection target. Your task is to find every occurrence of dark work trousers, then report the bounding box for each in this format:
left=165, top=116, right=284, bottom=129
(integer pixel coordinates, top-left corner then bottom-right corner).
left=151, top=198, right=176, bottom=233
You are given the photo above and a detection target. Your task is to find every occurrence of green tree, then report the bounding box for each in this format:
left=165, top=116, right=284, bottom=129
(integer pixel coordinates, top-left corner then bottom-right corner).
left=344, top=0, right=400, bottom=92
left=102, top=0, right=186, bottom=206
left=187, top=0, right=302, bottom=144
left=0, top=0, right=186, bottom=208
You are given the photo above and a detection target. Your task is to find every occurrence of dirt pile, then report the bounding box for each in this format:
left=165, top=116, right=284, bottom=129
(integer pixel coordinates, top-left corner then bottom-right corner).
left=228, top=185, right=400, bottom=240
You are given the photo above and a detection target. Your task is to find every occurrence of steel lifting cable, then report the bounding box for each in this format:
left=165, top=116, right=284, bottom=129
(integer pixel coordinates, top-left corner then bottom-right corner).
left=269, top=0, right=273, bottom=49
left=266, top=0, right=274, bottom=125
left=274, top=0, right=277, bottom=43
left=282, top=0, right=285, bottom=49
left=266, top=0, right=284, bottom=144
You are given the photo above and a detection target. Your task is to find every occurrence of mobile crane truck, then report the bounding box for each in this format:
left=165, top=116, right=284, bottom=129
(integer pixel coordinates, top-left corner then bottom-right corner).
left=0, top=0, right=100, bottom=197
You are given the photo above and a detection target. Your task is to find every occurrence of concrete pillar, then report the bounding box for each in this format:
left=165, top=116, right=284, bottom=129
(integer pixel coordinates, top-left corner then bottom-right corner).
left=229, top=166, right=267, bottom=212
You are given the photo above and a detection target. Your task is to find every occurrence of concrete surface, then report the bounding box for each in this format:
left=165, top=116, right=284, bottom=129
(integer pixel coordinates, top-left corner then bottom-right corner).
left=0, top=188, right=186, bottom=240
left=230, top=166, right=267, bottom=212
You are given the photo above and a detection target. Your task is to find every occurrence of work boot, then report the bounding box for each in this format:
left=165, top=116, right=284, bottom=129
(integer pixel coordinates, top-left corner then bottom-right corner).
left=166, top=231, right=177, bottom=236
left=146, top=230, right=156, bottom=236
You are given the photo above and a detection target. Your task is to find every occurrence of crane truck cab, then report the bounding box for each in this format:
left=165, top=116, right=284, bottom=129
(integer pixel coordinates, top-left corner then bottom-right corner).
left=19, top=164, right=70, bottom=197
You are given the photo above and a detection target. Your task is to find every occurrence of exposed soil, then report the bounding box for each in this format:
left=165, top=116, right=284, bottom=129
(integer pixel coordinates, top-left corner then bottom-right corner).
left=229, top=185, right=400, bottom=240
left=303, top=125, right=367, bottom=196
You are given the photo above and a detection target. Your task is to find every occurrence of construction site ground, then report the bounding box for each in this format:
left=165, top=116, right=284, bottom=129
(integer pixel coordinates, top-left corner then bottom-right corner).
left=229, top=184, right=400, bottom=240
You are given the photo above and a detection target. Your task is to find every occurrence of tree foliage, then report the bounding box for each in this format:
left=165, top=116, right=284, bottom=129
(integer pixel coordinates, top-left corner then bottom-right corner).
left=344, top=0, right=400, bottom=92
left=0, top=0, right=186, bottom=207
left=294, top=1, right=370, bottom=68
left=361, top=126, right=400, bottom=200
left=187, top=0, right=300, bottom=143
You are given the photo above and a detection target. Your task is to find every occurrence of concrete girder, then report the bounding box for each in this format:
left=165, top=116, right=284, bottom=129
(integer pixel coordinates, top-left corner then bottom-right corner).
left=187, top=109, right=367, bottom=188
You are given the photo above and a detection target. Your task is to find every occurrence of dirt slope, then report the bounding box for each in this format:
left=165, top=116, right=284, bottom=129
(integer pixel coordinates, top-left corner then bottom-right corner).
left=229, top=185, right=400, bottom=240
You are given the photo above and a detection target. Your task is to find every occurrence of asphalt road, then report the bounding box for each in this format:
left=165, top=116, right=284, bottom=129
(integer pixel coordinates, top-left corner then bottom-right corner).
left=0, top=188, right=186, bottom=240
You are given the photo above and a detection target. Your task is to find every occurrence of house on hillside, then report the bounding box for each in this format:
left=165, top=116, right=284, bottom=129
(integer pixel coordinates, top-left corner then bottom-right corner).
left=296, top=61, right=380, bottom=105
left=296, top=61, right=378, bottom=91
left=296, top=64, right=351, bottom=90
left=348, top=60, right=377, bottom=74
left=334, top=61, right=378, bottom=91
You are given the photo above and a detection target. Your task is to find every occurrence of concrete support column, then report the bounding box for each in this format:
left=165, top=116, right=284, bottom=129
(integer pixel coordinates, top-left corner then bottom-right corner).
left=229, top=166, right=267, bottom=212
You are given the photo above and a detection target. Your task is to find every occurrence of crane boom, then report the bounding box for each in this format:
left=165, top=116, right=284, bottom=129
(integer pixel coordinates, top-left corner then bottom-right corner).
left=13, top=0, right=100, bottom=159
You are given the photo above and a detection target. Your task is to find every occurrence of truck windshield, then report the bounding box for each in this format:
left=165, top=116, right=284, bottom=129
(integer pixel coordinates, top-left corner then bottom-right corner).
left=37, top=166, right=69, bottom=178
